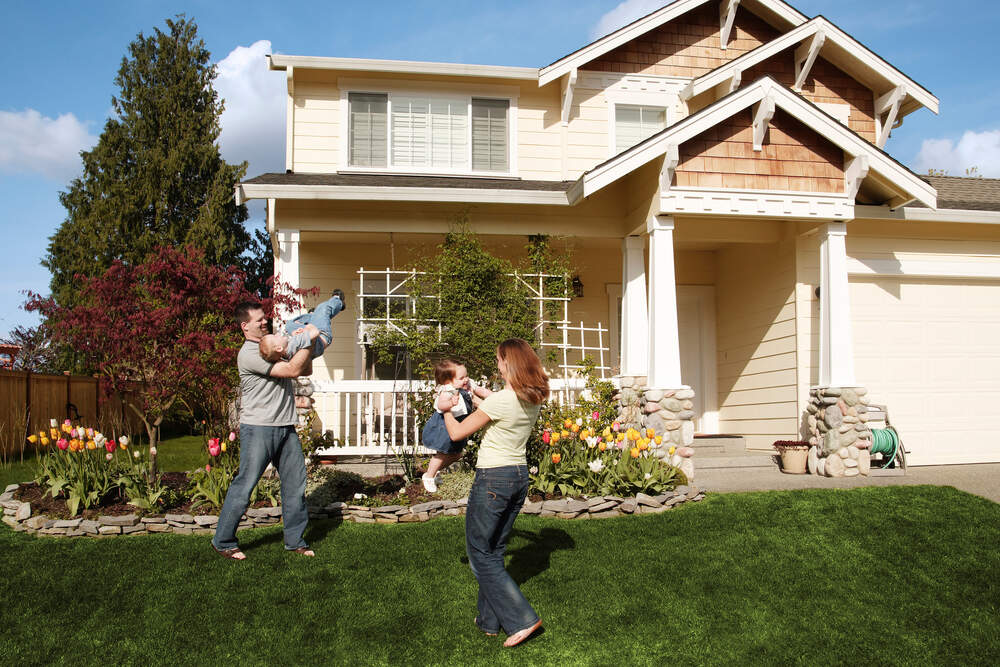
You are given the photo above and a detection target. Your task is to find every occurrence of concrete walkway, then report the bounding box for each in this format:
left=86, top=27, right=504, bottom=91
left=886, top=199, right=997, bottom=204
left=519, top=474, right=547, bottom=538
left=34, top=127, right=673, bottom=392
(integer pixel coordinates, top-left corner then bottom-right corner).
left=696, top=462, right=1000, bottom=503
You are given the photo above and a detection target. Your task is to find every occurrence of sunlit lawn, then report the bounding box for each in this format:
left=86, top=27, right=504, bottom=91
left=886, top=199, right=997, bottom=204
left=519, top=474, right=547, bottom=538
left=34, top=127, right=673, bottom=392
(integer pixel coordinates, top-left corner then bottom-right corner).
left=1, top=485, right=997, bottom=665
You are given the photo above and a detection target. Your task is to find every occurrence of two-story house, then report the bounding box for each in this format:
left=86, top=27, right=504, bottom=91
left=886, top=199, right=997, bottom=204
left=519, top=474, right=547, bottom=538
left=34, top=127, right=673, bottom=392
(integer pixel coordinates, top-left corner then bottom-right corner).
left=235, top=0, right=1000, bottom=467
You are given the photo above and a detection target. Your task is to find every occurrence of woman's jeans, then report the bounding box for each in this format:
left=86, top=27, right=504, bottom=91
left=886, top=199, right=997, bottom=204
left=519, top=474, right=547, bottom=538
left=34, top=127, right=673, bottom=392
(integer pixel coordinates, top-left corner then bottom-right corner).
left=212, top=424, right=309, bottom=551
left=465, top=465, right=540, bottom=634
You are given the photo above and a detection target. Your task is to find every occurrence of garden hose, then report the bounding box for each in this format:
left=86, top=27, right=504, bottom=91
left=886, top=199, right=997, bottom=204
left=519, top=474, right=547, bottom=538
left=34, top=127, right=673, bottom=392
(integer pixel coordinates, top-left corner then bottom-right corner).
left=870, top=428, right=900, bottom=469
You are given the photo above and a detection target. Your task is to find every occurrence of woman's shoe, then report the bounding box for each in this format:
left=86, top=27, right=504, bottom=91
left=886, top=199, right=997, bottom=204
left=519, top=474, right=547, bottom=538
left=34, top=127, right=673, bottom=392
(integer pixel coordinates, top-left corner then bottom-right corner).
left=503, top=619, right=542, bottom=647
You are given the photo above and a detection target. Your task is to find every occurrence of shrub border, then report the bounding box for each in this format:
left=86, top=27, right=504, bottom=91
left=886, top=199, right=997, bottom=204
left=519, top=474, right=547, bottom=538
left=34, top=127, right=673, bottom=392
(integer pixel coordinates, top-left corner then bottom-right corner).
left=1, top=482, right=705, bottom=537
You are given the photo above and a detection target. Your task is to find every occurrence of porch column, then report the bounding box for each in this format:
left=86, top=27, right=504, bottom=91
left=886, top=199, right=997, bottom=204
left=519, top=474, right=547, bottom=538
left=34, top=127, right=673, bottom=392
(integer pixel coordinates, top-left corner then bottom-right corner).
left=619, top=236, right=649, bottom=376
left=275, top=228, right=301, bottom=325
left=818, top=221, right=856, bottom=386
left=647, top=215, right=682, bottom=388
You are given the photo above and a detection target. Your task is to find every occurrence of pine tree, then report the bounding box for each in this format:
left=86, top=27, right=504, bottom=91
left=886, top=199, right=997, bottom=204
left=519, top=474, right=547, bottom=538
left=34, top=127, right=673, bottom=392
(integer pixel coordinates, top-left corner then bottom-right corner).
left=43, top=16, right=253, bottom=308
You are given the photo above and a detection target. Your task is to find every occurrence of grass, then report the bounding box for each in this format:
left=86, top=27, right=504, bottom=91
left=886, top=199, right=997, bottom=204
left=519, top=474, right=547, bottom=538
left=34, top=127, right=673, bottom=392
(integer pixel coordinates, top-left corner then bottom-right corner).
left=1, top=485, right=997, bottom=665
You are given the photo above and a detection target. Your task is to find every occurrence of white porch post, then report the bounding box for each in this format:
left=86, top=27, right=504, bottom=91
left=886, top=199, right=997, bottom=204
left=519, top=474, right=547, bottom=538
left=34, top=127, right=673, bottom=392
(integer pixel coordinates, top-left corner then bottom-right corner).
left=620, top=236, right=649, bottom=376
left=275, top=228, right=301, bottom=326
left=819, top=221, right=856, bottom=386
left=647, top=216, right=682, bottom=388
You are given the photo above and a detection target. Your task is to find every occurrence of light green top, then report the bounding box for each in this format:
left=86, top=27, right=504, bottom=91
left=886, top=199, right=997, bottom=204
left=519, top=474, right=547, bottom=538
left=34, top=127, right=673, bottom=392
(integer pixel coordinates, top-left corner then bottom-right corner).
left=476, top=387, right=542, bottom=468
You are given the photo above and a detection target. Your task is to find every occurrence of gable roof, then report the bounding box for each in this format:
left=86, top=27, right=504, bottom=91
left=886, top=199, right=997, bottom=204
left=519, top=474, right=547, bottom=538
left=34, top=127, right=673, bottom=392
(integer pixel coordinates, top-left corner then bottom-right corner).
left=540, top=0, right=808, bottom=86
left=576, top=76, right=936, bottom=209
left=681, top=16, right=938, bottom=116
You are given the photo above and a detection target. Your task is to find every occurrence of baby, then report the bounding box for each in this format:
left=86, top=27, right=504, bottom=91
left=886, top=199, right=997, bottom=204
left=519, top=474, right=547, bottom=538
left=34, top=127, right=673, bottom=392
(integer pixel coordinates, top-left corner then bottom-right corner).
left=259, top=289, right=344, bottom=362
left=420, top=358, right=491, bottom=493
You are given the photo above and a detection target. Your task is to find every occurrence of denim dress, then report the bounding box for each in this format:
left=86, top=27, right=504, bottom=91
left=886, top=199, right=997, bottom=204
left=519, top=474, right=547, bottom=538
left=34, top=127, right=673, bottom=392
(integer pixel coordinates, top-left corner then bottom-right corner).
left=421, top=389, right=474, bottom=454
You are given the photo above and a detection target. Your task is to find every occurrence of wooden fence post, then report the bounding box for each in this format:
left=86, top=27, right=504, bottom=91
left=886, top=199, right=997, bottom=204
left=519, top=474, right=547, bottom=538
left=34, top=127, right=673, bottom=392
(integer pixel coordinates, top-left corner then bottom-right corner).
left=24, top=370, right=32, bottom=440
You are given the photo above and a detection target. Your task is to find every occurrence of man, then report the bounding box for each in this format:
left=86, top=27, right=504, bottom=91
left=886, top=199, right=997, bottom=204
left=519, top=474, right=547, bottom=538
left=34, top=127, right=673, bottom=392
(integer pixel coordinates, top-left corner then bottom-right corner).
left=212, top=301, right=316, bottom=560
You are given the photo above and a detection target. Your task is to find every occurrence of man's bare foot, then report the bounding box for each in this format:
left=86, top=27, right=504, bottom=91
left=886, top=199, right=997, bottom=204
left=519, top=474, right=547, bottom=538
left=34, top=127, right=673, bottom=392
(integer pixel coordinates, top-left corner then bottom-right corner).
left=291, top=547, right=315, bottom=557
left=503, top=619, right=542, bottom=647
left=212, top=544, right=246, bottom=560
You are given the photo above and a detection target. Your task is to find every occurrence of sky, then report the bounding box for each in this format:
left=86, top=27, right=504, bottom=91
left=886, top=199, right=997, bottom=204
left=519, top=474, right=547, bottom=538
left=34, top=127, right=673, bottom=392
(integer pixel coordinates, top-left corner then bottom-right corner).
left=2, top=0, right=998, bottom=334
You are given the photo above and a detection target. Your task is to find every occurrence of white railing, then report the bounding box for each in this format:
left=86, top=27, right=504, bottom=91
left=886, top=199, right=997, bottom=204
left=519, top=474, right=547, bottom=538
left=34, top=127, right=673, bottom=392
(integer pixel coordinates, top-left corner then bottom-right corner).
left=310, top=378, right=606, bottom=457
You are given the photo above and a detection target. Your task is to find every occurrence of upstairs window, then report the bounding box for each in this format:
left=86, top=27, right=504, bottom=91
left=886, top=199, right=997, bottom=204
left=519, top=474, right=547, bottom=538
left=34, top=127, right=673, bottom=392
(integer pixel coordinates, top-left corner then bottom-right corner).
left=347, top=92, right=510, bottom=173
left=615, top=104, right=667, bottom=154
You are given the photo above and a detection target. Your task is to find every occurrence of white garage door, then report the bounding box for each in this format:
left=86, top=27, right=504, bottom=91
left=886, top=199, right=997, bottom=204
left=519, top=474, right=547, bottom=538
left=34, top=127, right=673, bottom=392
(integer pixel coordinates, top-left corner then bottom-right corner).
left=851, top=278, right=1000, bottom=465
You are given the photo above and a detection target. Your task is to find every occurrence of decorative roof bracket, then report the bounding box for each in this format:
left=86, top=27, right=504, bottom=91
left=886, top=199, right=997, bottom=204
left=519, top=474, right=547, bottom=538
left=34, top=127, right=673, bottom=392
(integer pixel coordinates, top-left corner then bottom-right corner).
left=727, top=68, right=743, bottom=94
left=661, top=144, right=680, bottom=191
left=875, top=85, right=906, bottom=148
left=844, top=155, right=870, bottom=201
left=793, top=30, right=826, bottom=92
left=720, top=0, right=741, bottom=50
left=561, top=68, right=578, bottom=126
left=752, top=94, right=776, bottom=151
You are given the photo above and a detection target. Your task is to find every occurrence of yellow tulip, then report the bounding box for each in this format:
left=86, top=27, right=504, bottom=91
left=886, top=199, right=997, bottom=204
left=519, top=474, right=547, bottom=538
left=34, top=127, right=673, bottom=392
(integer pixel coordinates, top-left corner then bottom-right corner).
left=630, top=447, right=640, bottom=458
left=654, top=436, right=663, bottom=445
left=86, top=440, right=97, bottom=450
left=551, top=433, right=561, bottom=443
left=221, top=442, right=227, bottom=453
left=27, top=434, right=38, bottom=444
left=561, top=430, right=569, bottom=438
left=570, top=424, right=580, bottom=433
left=638, top=440, right=649, bottom=451
left=50, top=429, right=59, bottom=439
left=646, top=428, right=655, bottom=438
left=668, top=445, right=676, bottom=455
left=598, top=442, right=607, bottom=452
left=40, top=437, right=50, bottom=446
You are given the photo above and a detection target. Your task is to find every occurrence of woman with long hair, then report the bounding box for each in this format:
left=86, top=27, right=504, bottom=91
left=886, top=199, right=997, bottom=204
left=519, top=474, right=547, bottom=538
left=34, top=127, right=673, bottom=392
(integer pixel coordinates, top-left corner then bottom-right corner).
left=439, top=338, right=548, bottom=647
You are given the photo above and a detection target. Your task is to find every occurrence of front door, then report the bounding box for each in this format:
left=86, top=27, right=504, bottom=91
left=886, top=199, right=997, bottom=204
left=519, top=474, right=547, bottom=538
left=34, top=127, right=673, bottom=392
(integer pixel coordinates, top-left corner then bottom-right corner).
left=677, top=286, right=718, bottom=433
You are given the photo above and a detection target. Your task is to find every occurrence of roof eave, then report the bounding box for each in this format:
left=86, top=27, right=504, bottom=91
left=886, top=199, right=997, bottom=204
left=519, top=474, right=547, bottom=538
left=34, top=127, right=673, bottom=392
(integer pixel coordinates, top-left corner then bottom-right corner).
left=267, top=54, right=538, bottom=80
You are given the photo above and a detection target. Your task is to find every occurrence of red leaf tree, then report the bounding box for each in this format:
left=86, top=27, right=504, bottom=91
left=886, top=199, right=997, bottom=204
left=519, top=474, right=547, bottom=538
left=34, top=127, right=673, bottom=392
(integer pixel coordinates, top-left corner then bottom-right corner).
left=27, top=244, right=307, bottom=470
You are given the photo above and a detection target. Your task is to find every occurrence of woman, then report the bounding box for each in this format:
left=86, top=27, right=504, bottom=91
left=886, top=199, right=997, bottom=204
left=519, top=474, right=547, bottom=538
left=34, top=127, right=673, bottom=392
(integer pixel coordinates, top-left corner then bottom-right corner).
left=439, top=338, right=548, bottom=648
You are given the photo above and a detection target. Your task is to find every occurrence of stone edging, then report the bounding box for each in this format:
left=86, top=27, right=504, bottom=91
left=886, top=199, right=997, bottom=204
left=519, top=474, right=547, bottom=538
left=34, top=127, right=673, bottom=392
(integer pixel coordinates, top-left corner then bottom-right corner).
left=1, top=483, right=705, bottom=537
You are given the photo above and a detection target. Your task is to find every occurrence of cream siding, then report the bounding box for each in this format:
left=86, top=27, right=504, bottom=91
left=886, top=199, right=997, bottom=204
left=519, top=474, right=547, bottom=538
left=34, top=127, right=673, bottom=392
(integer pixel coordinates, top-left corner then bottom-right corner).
left=716, top=240, right=799, bottom=449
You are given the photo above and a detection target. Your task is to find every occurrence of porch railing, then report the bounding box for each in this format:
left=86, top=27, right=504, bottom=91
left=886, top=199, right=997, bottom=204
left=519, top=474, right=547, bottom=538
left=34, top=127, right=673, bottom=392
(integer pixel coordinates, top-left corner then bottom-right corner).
left=309, top=378, right=602, bottom=457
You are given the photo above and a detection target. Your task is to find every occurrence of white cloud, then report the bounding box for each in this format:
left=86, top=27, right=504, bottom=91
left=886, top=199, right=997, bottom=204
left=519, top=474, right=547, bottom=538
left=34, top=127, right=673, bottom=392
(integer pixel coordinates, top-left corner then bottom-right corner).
left=592, top=0, right=665, bottom=39
left=0, top=109, right=97, bottom=181
left=215, top=39, right=286, bottom=177
left=914, top=130, right=1000, bottom=177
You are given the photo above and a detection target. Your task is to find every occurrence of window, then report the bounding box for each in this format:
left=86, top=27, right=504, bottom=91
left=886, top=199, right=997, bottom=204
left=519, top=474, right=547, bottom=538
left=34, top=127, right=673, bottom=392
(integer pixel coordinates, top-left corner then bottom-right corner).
left=615, top=105, right=667, bottom=154
left=347, top=93, right=510, bottom=173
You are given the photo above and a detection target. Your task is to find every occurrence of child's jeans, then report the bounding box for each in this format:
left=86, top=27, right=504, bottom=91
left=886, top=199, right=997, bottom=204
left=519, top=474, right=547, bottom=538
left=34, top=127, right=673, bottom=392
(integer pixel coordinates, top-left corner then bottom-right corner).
left=285, top=294, right=344, bottom=359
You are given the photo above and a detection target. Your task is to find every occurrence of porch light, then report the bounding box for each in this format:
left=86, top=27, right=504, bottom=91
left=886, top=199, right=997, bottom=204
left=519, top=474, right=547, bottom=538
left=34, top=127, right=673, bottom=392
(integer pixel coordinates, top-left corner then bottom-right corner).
left=571, top=275, right=584, bottom=298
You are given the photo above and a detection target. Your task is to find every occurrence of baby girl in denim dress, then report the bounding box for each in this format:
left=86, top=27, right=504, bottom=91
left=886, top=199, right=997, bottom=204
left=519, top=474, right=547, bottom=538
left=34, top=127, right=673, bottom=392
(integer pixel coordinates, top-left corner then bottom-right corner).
left=421, top=359, right=490, bottom=492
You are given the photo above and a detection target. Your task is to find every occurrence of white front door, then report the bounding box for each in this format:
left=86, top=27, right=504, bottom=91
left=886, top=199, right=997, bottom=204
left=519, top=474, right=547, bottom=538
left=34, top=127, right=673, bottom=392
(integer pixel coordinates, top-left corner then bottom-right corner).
left=677, top=286, right=719, bottom=433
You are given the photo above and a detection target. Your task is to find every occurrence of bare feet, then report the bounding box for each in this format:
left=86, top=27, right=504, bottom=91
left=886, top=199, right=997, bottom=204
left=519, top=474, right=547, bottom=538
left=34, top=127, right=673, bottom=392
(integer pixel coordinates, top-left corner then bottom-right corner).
left=212, top=544, right=246, bottom=561
left=292, top=547, right=316, bottom=557
left=503, top=619, right=542, bottom=647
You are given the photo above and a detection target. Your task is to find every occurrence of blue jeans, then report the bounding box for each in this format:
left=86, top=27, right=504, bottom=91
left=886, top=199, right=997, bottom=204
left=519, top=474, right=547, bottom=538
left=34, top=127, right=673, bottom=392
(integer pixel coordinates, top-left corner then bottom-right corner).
left=465, top=465, right=539, bottom=635
left=286, top=294, right=344, bottom=359
left=212, top=424, right=309, bottom=551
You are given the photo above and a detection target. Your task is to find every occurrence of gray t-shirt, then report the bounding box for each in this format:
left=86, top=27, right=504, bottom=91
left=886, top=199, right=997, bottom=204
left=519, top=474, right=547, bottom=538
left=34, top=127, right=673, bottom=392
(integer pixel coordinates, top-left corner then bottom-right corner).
left=238, top=340, right=296, bottom=426
left=284, top=330, right=313, bottom=358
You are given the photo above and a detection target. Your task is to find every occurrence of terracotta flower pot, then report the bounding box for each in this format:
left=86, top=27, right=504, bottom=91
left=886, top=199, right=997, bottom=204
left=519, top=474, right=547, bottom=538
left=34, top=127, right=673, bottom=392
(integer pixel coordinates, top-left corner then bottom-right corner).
left=778, top=446, right=809, bottom=474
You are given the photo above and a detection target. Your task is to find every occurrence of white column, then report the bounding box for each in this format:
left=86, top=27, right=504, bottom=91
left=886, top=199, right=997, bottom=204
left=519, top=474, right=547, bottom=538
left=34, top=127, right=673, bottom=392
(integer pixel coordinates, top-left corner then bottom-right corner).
left=275, top=228, right=301, bottom=326
left=647, top=216, right=683, bottom=388
left=620, top=236, right=649, bottom=377
left=819, top=221, right=856, bottom=387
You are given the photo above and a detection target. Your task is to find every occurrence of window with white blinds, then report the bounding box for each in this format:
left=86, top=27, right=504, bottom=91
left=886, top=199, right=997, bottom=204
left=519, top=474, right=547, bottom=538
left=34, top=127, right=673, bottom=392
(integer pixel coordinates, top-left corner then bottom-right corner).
left=615, top=105, right=667, bottom=154
left=349, top=93, right=388, bottom=168
left=472, top=98, right=509, bottom=172
left=347, top=92, right=510, bottom=173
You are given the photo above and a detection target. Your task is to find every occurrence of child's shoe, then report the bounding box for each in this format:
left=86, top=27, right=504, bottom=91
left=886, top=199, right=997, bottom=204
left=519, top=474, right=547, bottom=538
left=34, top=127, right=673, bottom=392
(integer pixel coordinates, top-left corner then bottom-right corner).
left=421, top=474, right=438, bottom=493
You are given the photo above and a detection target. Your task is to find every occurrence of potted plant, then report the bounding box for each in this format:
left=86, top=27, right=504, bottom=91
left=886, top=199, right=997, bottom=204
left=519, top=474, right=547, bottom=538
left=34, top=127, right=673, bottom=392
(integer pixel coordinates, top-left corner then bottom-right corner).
left=773, top=440, right=810, bottom=474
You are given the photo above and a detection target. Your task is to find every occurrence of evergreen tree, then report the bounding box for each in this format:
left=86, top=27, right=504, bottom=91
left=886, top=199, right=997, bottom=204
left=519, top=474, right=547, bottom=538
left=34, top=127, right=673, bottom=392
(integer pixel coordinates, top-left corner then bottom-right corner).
left=43, top=16, right=253, bottom=307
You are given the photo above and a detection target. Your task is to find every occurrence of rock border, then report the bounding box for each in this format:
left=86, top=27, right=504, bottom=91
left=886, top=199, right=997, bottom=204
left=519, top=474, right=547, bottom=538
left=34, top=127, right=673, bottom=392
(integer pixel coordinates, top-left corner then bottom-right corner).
left=1, top=482, right=705, bottom=537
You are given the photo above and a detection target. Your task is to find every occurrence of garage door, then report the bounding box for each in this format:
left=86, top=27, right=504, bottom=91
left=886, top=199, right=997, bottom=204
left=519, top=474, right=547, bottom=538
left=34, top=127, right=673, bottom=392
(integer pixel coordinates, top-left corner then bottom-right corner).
left=851, top=278, right=1000, bottom=465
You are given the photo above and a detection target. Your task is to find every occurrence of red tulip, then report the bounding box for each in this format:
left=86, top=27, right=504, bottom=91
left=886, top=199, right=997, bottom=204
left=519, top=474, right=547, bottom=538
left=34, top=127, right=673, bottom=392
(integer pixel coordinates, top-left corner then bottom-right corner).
left=57, top=438, right=69, bottom=451
left=542, top=430, right=551, bottom=444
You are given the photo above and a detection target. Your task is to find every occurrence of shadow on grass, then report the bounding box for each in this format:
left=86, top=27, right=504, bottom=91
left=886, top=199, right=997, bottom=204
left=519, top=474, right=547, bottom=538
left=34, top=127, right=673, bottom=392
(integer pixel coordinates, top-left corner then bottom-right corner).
left=239, top=516, right=344, bottom=552
left=507, top=527, right=575, bottom=585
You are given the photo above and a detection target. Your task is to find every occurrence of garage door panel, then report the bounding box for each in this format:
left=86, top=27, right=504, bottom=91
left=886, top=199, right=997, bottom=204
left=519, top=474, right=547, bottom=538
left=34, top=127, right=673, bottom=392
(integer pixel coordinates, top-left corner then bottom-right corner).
left=851, top=277, right=1000, bottom=465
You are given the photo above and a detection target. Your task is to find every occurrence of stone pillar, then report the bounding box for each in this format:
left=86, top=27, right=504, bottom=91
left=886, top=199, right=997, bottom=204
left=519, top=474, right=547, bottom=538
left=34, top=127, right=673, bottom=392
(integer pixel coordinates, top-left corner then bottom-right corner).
left=806, top=386, right=873, bottom=477
left=620, top=236, right=649, bottom=377
left=646, top=215, right=682, bottom=389
left=819, top=222, right=856, bottom=387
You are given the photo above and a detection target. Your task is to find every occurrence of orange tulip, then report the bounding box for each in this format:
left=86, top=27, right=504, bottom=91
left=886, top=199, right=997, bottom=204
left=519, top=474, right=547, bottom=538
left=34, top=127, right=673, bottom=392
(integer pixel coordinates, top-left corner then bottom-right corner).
left=598, top=442, right=607, bottom=452
left=551, top=453, right=562, bottom=464
left=646, top=428, right=655, bottom=438
left=630, top=447, right=640, bottom=458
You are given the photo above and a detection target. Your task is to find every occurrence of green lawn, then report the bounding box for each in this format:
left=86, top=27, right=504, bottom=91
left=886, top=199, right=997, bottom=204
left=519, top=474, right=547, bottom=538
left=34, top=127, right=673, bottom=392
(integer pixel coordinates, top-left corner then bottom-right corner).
left=1, top=485, right=997, bottom=665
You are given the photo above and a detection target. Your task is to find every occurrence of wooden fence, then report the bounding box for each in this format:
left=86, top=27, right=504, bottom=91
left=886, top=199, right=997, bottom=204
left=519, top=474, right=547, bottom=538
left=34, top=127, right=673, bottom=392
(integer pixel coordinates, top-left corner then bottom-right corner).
left=0, top=369, right=144, bottom=456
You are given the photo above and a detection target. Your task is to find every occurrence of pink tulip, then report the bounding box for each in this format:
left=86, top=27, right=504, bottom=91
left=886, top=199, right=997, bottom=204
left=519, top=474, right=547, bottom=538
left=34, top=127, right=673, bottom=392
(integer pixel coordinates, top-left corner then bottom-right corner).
left=612, top=422, right=621, bottom=432
left=228, top=431, right=237, bottom=442
left=542, top=431, right=551, bottom=444
left=205, top=464, right=211, bottom=472
left=592, top=411, right=600, bottom=420
left=57, top=438, right=69, bottom=451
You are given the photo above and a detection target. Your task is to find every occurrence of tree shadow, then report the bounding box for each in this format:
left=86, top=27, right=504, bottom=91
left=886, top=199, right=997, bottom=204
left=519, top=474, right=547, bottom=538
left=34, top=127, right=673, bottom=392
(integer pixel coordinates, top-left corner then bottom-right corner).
left=506, top=527, right=575, bottom=585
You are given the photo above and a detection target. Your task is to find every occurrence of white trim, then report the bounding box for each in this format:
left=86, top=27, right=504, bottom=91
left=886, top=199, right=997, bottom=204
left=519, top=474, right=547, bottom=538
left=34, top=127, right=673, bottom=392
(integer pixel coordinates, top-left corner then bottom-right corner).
left=844, top=155, right=869, bottom=201
left=680, top=17, right=938, bottom=115
left=606, top=283, right=623, bottom=372
left=661, top=144, right=679, bottom=191
left=338, top=84, right=518, bottom=177
left=677, top=285, right=719, bottom=433
left=620, top=236, right=649, bottom=377
left=608, top=101, right=674, bottom=158
left=539, top=0, right=807, bottom=86
left=238, top=183, right=570, bottom=206
left=854, top=205, right=1000, bottom=225
left=875, top=85, right=905, bottom=149
left=752, top=94, right=776, bottom=151
left=275, top=229, right=301, bottom=324
left=269, top=54, right=537, bottom=80
left=285, top=67, right=295, bottom=172
left=792, top=30, right=825, bottom=92
left=847, top=256, right=1000, bottom=280
left=561, top=69, right=578, bottom=126
left=660, top=187, right=854, bottom=219
left=720, top=0, right=741, bottom=50
left=579, top=77, right=937, bottom=210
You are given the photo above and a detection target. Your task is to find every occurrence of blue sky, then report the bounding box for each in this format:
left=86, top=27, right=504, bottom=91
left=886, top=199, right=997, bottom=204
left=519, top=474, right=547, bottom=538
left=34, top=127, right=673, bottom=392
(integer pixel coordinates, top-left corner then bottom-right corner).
left=2, top=0, right=998, bottom=334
